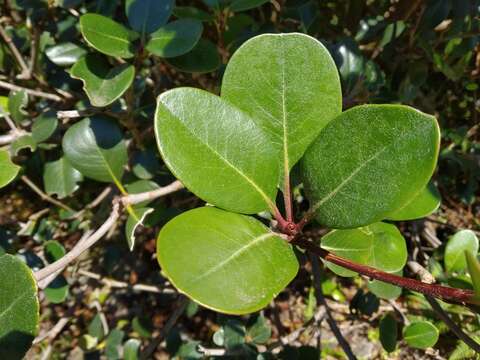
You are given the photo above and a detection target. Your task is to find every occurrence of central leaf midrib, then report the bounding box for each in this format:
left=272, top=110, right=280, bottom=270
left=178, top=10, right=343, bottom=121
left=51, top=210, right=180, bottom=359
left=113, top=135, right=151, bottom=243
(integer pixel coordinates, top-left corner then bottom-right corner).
left=188, top=232, right=276, bottom=285
left=83, top=26, right=131, bottom=45
left=167, top=109, right=274, bottom=208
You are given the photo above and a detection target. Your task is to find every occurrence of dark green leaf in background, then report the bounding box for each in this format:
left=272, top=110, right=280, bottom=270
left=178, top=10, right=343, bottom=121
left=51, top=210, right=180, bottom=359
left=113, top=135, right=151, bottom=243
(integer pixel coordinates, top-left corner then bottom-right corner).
left=166, top=38, right=220, bottom=73
left=126, top=0, right=174, bottom=35
left=379, top=314, right=397, bottom=352
left=32, top=111, right=58, bottom=143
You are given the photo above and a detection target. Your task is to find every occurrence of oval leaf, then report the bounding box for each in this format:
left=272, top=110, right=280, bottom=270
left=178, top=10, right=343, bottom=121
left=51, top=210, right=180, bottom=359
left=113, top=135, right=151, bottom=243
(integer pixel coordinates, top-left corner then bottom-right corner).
left=155, top=87, right=279, bottom=214
left=403, top=321, right=439, bottom=349
left=445, top=230, right=479, bottom=273
left=45, top=42, right=87, bottom=66
left=379, top=314, right=398, bottom=352
left=387, top=182, right=441, bottom=221
left=0, top=254, right=39, bottom=359
left=321, top=222, right=407, bottom=277
left=43, top=156, right=83, bottom=199
left=80, top=13, right=139, bottom=58
left=146, top=19, right=203, bottom=58
left=166, top=38, right=220, bottom=73
left=126, top=0, right=174, bottom=35
left=71, top=54, right=135, bottom=107
left=0, top=150, right=20, bottom=188
left=301, top=105, right=440, bottom=228
left=157, top=207, right=298, bottom=314
left=63, top=116, right=128, bottom=183
left=222, top=33, right=342, bottom=178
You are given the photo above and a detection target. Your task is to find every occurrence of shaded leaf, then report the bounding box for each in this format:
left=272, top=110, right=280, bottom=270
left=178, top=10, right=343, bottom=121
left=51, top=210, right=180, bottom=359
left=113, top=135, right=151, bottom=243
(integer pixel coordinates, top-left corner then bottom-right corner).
left=43, top=157, right=83, bottom=199
left=157, top=207, right=298, bottom=314
left=126, top=0, right=174, bottom=35
left=155, top=87, right=279, bottom=214
left=32, top=110, right=58, bottom=143
left=166, top=38, right=220, bottom=73
left=173, top=6, right=214, bottom=21
left=379, top=314, right=397, bottom=352
left=230, top=0, right=269, bottom=12
left=70, top=54, right=135, bottom=107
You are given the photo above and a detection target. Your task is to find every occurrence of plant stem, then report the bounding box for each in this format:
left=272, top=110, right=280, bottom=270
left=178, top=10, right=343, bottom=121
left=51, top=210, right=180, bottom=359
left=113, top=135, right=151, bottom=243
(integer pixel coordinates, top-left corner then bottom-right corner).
left=0, top=80, right=64, bottom=102
left=0, top=23, right=30, bottom=79
left=121, top=180, right=184, bottom=205
left=283, top=173, right=293, bottom=222
left=293, top=238, right=478, bottom=305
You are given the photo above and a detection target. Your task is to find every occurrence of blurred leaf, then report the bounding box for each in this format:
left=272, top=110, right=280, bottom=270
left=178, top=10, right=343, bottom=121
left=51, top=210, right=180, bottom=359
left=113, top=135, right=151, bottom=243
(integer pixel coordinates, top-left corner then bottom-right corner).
left=445, top=230, right=479, bottom=273
left=44, top=240, right=66, bottom=263
left=247, top=315, right=271, bottom=344
left=229, top=0, right=269, bottom=12
left=43, top=156, right=83, bottom=199
left=70, top=54, right=135, bottom=107
left=105, top=329, right=125, bottom=360
left=166, top=38, right=220, bottom=73
left=63, top=116, right=128, bottom=183
left=80, top=13, right=139, bottom=58
left=0, top=150, right=20, bottom=188
left=45, top=275, right=69, bottom=303
left=45, top=42, right=87, bottom=66
left=379, top=314, right=397, bottom=352
left=403, top=321, right=439, bottom=349
left=146, top=19, right=203, bottom=58
left=223, top=319, right=246, bottom=349
left=173, top=6, right=214, bottom=21
left=350, top=290, right=379, bottom=316
left=123, top=339, right=141, bottom=360
left=125, top=0, right=174, bottom=35
left=465, top=251, right=480, bottom=301
left=88, top=314, right=105, bottom=341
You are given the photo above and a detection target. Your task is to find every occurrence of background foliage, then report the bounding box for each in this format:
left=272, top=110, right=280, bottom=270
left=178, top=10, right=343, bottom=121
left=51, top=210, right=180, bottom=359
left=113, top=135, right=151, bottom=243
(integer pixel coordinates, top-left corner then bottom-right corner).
left=0, top=0, right=479, bottom=358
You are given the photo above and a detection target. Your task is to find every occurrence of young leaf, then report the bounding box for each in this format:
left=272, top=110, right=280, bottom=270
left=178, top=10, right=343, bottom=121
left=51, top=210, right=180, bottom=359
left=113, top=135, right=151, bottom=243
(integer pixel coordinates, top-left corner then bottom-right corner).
left=166, top=38, right=220, bottom=73
left=32, top=110, right=58, bottom=143
left=156, top=207, right=298, bottom=314
left=301, top=105, right=440, bottom=229
left=445, top=230, right=479, bottom=273
left=465, top=251, right=480, bottom=301
left=125, top=0, right=174, bottom=35
left=387, top=182, right=441, bottom=221
left=63, top=116, right=128, bottom=183
left=43, top=157, right=83, bottom=199
left=0, top=149, right=20, bottom=188
left=146, top=19, right=203, bottom=58
left=403, top=321, right=439, bottom=349
left=155, top=87, right=279, bottom=214
left=321, top=222, right=407, bottom=277
left=80, top=13, right=139, bottom=58
left=379, top=314, right=397, bottom=352
left=45, top=42, right=87, bottom=66
left=125, top=207, right=154, bottom=251
left=222, top=33, right=342, bottom=179
left=70, top=54, right=135, bottom=107
left=0, top=254, right=39, bottom=359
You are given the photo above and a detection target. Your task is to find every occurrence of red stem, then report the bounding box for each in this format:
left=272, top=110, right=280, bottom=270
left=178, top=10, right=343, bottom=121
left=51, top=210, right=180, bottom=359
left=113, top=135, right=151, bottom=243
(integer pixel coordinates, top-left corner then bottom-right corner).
left=283, top=174, right=293, bottom=223
left=293, top=238, right=478, bottom=306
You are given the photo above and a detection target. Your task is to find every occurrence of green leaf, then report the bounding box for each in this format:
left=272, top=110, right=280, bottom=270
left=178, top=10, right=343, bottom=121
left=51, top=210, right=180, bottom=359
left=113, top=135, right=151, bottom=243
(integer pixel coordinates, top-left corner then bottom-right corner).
left=125, top=0, right=174, bottom=35
left=465, top=251, right=480, bottom=300
left=0, top=150, right=20, bottom=188
left=0, top=254, right=39, bottom=359
left=156, top=207, right=298, bottom=314
left=80, top=13, right=139, bottom=58
left=247, top=315, right=271, bottom=344
left=146, top=19, right=203, bottom=58
left=368, top=272, right=402, bottom=300
left=32, top=110, right=58, bottom=143
left=173, top=6, right=214, bottom=21
left=403, top=321, right=439, bottom=349
left=105, top=329, right=124, bottom=360
left=155, top=87, right=279, bottom=214
left=125, top=207, right=153, bottom=251
left=387, top=182, right=441, bottom=221
left=8, top=90, right=28, bottom=124
left=43, top=157, right=83, bottom=199
left=131, top=149, right=161, bottom=180
left=125, top=180, right=159, bottom=207
left=63, top=116, right=128, bottom=183
left=88, top=314, right=105, bottom=340
left=301, top=105, right=440, bottom=229
left=70, top=54, right=135, bottom=107
left=45, top=42, right=87, bottom=66
left=166, top=38, right=220, bottom=73
left=321, top=222, right=407, bottom=277
left=379, top=314, right=397, bottom=352
left=44, top=240, right=66, bottom=263
left=222, top=33, right=342, bottom=180
left=230, top=0, right=269, bottom=12
left=123, top=339, right=141, bottom=360
left=11, top=134, right=37, bottom=155
left=222, top=319, right=246, bottom=349
left=445, top=230, right=479, bottom=273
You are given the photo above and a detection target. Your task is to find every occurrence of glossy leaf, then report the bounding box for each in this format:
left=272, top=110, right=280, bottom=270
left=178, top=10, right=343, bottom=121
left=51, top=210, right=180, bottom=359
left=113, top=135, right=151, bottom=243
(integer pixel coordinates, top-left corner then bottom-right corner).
left=70, top=54, right=135, bottom=107
left=166, top=38, right=220, bottom=73
left=126, top=0, right=174, bottom=35
left=45, top=42, right=87, bottom=66
left=222, top=33, right=342, bottom=178
left=403, top=321, right=439, bottom=349
left=321, top=222, right=407, bottom=277
left=125, top=207, right=153, bottom=251
left=80, top=13, right=139, bottom=58
left=155, top=87, right=279, bottom=214
left=301, top=105, right=440, bottom=228
left=43, top=157, right=83, bottom=199
left=0, top=150, right=20, bottom=188
left=63, top=117, right=128, bottom=183
left=146, top=19, right=203, bottom=58
left=0, top=254, right=39, bottom=359
left=379, top=314, right=397, bottom=352
left=230, top=0, right=269, bottom=12
left=444, top=230, right=479, bottom=273
left=387, top=182, right=441, bottom=221
left=32, top=111, right=58, bottom=143
left=157, top=207, right=298, bottom=314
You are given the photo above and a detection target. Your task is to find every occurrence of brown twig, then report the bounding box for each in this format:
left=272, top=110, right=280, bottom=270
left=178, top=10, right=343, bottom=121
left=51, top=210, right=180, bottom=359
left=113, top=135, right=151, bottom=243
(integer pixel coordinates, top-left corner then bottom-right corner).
left=0, top=80, right=64, bottom=102
left=21, top=175, right=74, bottom=212
left=0, top=23, right=30, bottom=79
left=122, top=180, right=184, bottom=205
